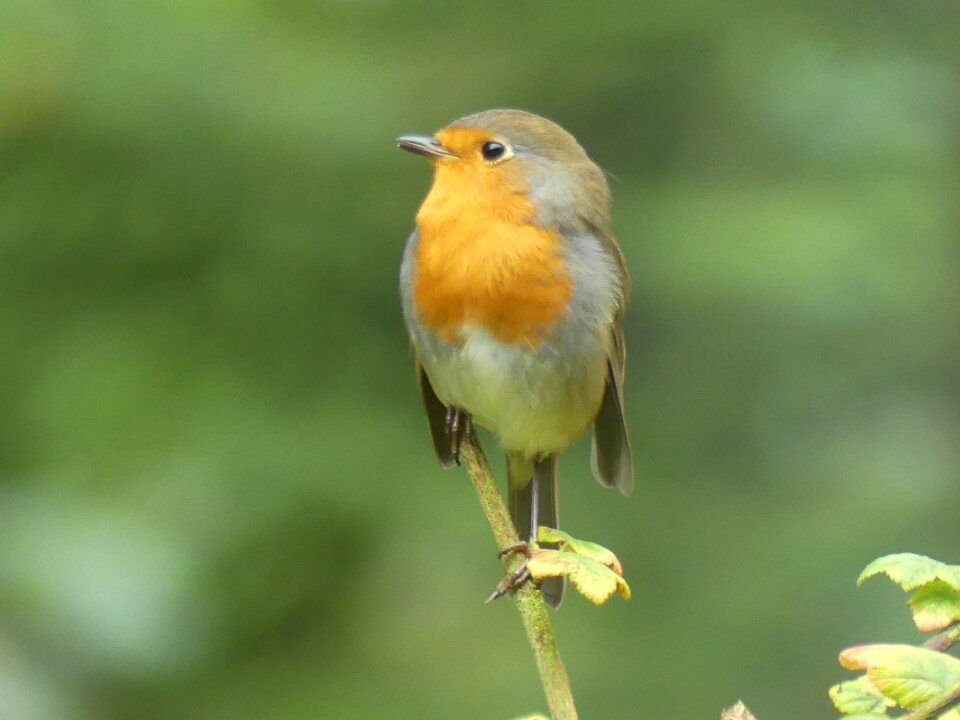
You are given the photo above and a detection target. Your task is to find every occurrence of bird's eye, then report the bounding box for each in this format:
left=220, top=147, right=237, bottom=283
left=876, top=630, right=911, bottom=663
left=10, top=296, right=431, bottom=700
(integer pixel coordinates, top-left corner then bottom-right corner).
left=480, top=141, right=507, bottom=162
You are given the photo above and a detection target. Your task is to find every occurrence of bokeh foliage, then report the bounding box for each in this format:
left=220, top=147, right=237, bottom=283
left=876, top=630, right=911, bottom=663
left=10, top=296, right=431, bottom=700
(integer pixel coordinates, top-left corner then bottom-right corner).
left=1, top=1, right=958, bottom=718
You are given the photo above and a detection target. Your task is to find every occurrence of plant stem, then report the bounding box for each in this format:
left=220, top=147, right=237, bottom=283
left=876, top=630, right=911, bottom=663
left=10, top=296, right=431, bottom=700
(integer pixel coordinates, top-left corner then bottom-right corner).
left=923, top=622, right=960, bottom=653
left=460, top=434, right=578, bottom=720
left=906, top=679, right=960, bottom=720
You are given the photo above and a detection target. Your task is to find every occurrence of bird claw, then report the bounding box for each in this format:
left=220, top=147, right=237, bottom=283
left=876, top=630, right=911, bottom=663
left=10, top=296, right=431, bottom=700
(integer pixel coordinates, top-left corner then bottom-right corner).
left=497, top=541, right=532, bottom=559
left=486, top=542, right=535, bottom=602
left=486, top=561, right=533, bottom=603
left=445, top=407, right=472, bottom=465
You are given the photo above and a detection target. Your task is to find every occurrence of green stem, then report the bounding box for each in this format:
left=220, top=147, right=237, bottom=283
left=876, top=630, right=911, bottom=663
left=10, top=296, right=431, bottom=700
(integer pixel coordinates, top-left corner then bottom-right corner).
left=906, top=679, right=960, bottom=720
left=460, top=435, right=578, bottom=720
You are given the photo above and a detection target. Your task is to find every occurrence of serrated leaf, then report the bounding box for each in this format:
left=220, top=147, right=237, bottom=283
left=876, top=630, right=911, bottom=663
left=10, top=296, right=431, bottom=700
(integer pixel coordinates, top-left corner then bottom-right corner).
left=830, top=675, right=895, bottom=714
left=858, top=554, right=960, bottom=591
left=839, top=644, right=960, bottom=710
left=908, top=581, right=960, bottom=632
left=536, top=526, right=624, bottom=576
left=526, top=548, right=631, bottom=605
left=526, top=549, right=580, bottom=580
left=567, top=554, right=630, bottom=604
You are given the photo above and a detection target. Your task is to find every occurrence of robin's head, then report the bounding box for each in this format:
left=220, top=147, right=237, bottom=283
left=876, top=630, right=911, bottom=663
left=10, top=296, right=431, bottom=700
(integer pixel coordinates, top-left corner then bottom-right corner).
left=396, top=109, right=610, bottom=232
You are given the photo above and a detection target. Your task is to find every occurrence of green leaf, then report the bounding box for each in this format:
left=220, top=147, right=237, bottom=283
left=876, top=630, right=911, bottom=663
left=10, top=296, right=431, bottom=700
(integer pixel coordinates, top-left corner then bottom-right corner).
left=839, top=644, right=960, bottom=710
left=829, top=675, right=895, bottom=714
left=527, top=528, right=630, bottom=604
left=526, top=547, right=631, bottom=605
left=908, top=581, right=960, bottom=632
left=536, top=526, right=624, bottom=576
left=858, top=554, right=960, bottom=591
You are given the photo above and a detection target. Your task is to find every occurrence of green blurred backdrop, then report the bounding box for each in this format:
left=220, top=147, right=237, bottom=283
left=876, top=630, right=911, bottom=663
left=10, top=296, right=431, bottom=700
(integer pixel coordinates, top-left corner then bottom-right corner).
left=1, top=1, right=958, bottom=718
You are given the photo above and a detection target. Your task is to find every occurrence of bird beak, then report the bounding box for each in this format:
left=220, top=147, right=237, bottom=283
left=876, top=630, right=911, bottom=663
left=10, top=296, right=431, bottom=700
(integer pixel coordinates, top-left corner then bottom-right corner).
left=395, top=135, right=457, bottom=159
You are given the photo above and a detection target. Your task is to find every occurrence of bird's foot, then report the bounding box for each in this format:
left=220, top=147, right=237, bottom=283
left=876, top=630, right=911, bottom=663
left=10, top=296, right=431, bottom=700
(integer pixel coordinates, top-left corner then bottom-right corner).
left=497, top=541, right=532, bottom=559
left=487, top=542, right=534, bottom=602
left=445, top=407, right=473, bottom=465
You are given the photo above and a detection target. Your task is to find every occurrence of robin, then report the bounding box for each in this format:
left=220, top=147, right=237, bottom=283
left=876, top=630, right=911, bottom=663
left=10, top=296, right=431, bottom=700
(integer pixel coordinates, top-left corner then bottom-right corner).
left=396, top=109, right=633, bottom=607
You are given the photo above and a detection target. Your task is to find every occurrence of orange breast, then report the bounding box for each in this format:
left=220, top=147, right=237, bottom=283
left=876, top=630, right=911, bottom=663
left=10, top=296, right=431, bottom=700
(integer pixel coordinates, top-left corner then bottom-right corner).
left=412, top=162, right=572, bottom=346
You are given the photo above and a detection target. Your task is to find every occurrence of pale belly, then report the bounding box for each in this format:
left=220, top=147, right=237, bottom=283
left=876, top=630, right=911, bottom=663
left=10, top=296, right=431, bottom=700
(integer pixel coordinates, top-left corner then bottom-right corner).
left=399, top=227, right=622, bottom=457
left=415, top=323, right=608, bottom=457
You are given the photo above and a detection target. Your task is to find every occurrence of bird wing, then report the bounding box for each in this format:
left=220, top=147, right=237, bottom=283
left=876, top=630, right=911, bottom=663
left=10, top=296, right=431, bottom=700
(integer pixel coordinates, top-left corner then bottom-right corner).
left=589, top=232, right=635, bottom=495
left=416, top=361, right=457, bottom=469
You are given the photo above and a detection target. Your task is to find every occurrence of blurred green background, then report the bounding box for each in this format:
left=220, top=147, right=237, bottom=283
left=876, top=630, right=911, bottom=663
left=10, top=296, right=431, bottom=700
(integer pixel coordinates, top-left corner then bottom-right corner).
left=1, top=1, right=958, bottom=718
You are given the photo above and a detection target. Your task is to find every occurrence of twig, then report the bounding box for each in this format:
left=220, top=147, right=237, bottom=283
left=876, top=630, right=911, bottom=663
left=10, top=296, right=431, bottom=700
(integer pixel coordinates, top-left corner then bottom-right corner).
left=459, top=434, right=578, bottom=720
left=906, top=679, right=960, bottom=720
left=922, top=622, right=960, bottom=653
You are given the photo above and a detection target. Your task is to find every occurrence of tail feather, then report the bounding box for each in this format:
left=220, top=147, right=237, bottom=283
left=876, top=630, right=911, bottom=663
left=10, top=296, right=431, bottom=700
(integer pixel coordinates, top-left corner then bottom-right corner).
left=506, top=452, right=563, bottom=607
left=590, top=360, right=635, bottom=495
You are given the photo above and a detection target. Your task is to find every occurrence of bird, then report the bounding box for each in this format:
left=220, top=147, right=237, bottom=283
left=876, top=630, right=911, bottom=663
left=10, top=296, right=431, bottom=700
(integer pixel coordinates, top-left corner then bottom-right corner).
left=396, top=109, right=633, bottom=607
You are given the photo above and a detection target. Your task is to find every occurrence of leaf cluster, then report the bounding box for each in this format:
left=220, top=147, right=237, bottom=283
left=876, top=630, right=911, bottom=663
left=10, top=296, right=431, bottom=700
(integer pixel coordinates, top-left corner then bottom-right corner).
left=525, top=527, right=631, bottom=606
left=831, top=554, right=960, bottom=720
